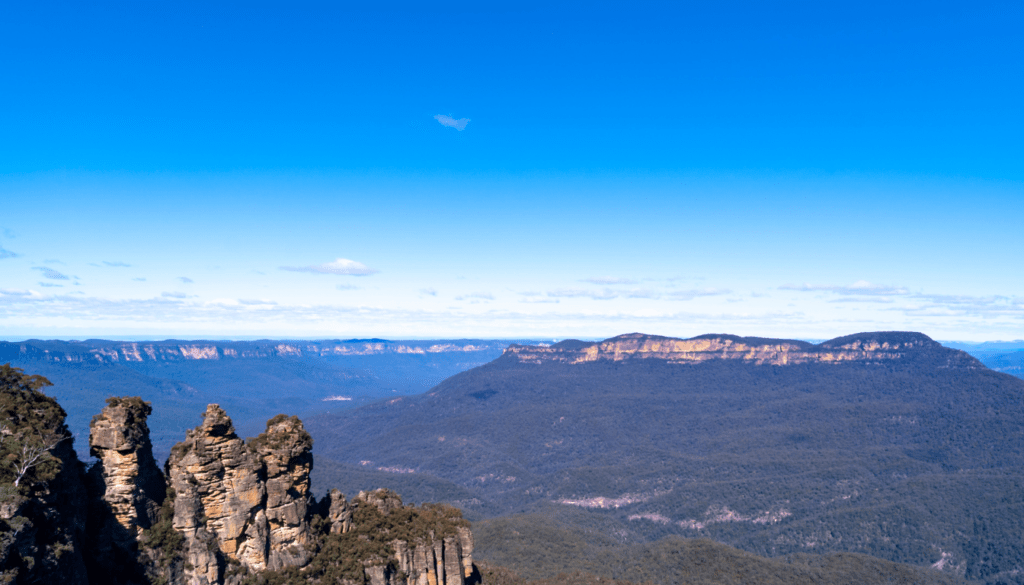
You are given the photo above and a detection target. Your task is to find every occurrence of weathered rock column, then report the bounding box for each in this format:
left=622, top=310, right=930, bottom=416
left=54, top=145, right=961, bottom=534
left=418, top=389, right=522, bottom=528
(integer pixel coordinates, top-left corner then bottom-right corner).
left=88, top=397, right=165, bottom=543
left=250, top=414, right=315, bottom=570
left=327, top=489, right=353, bottom=534
left=167, top=404, right=268, bottom=583
left=166, top=405, right=318, bottom=584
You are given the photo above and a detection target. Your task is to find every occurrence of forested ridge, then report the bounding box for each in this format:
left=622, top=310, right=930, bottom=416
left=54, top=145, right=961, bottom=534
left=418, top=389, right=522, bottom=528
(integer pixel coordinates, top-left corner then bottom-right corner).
left=307, top=332, right=1024, bottom=585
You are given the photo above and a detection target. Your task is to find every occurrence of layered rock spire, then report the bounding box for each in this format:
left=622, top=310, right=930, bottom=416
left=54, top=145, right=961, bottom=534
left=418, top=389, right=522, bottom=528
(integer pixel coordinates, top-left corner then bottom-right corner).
left=88, top=397, right=166, bottom=544
left=166, top=404, right=316, bottom=583
left=84, top=400, right=474, bottom=585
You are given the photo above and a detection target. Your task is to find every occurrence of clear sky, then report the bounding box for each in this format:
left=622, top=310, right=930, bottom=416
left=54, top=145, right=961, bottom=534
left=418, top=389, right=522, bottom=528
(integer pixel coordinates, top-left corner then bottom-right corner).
left=1, top=1, right=1022, bottom=341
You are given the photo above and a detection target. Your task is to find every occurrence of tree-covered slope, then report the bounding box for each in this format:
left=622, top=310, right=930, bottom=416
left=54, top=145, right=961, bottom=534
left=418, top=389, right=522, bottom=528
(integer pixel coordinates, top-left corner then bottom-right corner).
left=306, top=332, right=1024, bottom=585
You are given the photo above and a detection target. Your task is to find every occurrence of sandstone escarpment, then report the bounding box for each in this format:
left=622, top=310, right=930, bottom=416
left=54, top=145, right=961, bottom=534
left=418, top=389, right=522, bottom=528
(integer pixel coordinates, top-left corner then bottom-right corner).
left=166, top=405, right=316, bottom=583
left=505, top=331, right=976, bottom=367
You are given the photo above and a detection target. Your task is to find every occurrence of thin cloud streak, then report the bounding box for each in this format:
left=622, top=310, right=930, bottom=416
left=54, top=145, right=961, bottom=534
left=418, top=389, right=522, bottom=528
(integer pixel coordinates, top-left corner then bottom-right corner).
left=666, top=288, right=731, bottom=300
left=33, top=267, right=70, bottom=280
left=280, top=258, right=378, bottom=276
left=779, top=280, right=908, bottom=296
left=548, top=288, right=618, bottom=300
left=582, top=277, right=639, bottom=285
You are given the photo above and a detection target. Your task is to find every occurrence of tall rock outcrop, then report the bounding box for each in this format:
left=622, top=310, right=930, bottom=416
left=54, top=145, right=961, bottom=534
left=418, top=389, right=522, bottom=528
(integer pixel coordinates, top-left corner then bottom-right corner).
left=249, top=414, right=315, bottom=570
left=166, top=405, right=315, bottom=584
left=326, top=488, right=353, bottom=534
left=88, top=397, right=165, bottom=543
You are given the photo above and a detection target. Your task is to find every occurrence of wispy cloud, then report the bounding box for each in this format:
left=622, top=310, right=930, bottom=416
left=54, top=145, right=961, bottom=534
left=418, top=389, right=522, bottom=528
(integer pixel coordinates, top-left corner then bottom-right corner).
left=161, top=291, right=187, bottom=299
left=238, top=299, right=277, bottom=306
left=455, top=292, right=494, bottom=301
left=666, top=288, right=731, bottom=300
left=103, top=261, right=131, bottom=267
left=893, top=294, right=1024, bottom=318
left=779, top=280, right=908, bottom=296
left=624, top=289, right=660, bottom=299
left=38, top=282, right=63, bottom=288
left=280, top=258, right=379, bottom=276
left=581, top=277, right=638, bottom=285
left=828, top=297, right=894, bottom=304
left=548, top=288, right=618, bottom=300
left=419, top=288, right=438, bottom=296
left=434, top=114, right=470, bottom=131
left=178, top=276, right=194, bottom=283
left=0, top=288, right=35, bottom=297
left=0, top=246, right=20, bottom=259
left=33, top=267, right=70, bottom=280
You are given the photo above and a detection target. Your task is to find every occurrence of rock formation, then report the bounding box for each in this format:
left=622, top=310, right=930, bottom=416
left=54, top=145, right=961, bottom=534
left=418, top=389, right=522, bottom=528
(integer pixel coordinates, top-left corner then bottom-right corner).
left=250, top=414, right=315, bottom=571
left=325, top=488, right=353, bottom=534
left=2, top=374, right=476, bottom=585
left=88, top=397, right=165, bottom=543
left=345, top=489, right=475, bottom=585
left=165, top=404, right=316, bottom=583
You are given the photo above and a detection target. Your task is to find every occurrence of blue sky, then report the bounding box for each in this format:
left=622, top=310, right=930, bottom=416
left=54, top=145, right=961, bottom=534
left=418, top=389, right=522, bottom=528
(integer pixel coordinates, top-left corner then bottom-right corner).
left=1, top=1, right=1022, bottom=341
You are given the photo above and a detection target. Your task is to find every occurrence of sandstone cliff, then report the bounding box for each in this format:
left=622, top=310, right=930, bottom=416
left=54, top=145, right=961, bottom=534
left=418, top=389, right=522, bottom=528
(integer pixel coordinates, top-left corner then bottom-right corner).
left=504, top=331, right=980, bottom=368
left=165, top=405, right=316, bottom=583
left=88, top=397, right=166, bottom=541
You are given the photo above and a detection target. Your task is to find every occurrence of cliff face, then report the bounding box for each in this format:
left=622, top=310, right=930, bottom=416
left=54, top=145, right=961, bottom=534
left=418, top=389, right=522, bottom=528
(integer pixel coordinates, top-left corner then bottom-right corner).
left=88, top=397, right=166, bottom=541
left=504, top=332, right=979, bottom=367
left=0, top=340, right=502, bottom=364
left=165, top=405, right=316, bottom=583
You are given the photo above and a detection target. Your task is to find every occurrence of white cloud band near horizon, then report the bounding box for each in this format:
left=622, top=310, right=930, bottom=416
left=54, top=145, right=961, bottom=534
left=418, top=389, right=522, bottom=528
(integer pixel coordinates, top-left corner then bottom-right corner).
left=280, top=258, right=379, bottom=276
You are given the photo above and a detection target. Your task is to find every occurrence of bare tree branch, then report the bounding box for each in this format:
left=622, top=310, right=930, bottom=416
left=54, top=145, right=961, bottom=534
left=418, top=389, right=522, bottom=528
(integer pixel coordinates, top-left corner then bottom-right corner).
left=12, top=430, right=70, bottom=488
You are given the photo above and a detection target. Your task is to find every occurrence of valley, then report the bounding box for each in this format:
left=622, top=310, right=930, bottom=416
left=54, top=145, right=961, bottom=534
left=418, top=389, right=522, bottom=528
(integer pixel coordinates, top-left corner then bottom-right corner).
left=3, top=331, right=1022, bottom=584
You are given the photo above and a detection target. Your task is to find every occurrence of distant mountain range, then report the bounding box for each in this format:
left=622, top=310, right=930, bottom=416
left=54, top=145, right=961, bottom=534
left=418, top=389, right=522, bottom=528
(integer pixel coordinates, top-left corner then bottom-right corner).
left=0, top=338, right=530, bottom=461
left=304, top=331, right=1024, bottom=585
left=947, top=341, right=1024, bottom=379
